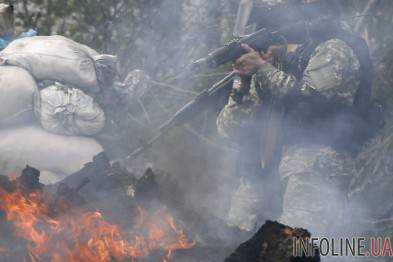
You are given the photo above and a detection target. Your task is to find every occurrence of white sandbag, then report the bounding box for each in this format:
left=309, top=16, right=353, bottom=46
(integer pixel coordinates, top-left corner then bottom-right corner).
left=0, top=126, right=103, bottom=181
left=37, top=83, right=106, bottom=136
left=0, top=35, right=117, bottom=92
left=0, top=66, right=39, bottom=126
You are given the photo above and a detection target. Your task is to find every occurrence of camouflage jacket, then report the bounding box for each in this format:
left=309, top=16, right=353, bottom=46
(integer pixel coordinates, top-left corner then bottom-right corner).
left=217, top=38, right=361, bottom=146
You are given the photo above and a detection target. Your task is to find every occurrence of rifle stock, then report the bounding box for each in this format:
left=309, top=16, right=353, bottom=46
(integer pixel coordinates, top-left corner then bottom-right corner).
left=126, top=72, right=236, bottom=160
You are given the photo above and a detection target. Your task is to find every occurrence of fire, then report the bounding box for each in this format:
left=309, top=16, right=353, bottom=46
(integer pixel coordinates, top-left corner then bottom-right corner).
left=0, top=246, right=7, bottom=253
left=0, top=185, right=195, bottom=261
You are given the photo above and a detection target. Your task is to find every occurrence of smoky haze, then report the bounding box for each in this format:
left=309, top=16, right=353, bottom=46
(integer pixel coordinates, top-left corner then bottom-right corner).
left=0, top=0, right=392, bottom=261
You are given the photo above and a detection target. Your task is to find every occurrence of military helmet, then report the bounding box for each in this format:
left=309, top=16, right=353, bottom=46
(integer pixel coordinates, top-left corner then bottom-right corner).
left=248, top=0, right=341, bottom=31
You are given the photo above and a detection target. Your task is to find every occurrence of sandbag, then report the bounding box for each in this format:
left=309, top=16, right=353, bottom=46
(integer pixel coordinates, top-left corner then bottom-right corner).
left=0, top=66, right=39, bottom=126
left=0, top=35, right=117, bottom=92
left=0, top=126, right=104, bottom=182
left=36, top=83, right=106, bottom=136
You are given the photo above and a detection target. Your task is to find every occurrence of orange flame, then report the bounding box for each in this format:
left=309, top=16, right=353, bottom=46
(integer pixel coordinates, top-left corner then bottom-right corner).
left=0, top=187, right=196, bottom=262
left=0, top=246, right=7, bottom=254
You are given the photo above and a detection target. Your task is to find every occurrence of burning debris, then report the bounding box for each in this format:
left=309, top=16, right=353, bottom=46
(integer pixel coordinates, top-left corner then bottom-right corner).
left=0, top=154, right=321, bottom=262
left=225, top=221, right=320, bottom=262
left=0, top=160, right=195, bottom=262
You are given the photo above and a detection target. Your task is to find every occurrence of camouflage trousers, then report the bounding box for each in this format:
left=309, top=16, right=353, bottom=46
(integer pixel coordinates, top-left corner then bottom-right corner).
left=278, top=144, right=353, bottom=235
left=227, top=143, right=352, bottom=235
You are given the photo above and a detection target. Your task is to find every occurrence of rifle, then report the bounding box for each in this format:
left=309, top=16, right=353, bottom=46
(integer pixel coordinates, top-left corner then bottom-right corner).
left=126, top=17, right=336, bottom=160
left=180, top=16, right=333, bottom=80
left=126, top=72, right=235, bottom=159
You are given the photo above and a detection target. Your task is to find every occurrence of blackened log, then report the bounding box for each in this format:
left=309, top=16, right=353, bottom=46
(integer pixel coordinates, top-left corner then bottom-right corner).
left=17, top=165, right=44, bottom=192
left=0, top=175, right=15, bottom=193
left=225, top=221, right=320, bottom=262
left=134, top=168, right=159, bottom=204
left=49, top=178, right=90, bottom=216
left=56, top=152, right=135, bottom=199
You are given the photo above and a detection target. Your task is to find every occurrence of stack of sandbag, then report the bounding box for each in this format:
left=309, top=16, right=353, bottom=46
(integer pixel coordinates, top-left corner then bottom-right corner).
left=0, top=35, right=118, bottom=179
left=0, top=35, right=117, bottom=136
left=0, top=36, right=117, bottom=136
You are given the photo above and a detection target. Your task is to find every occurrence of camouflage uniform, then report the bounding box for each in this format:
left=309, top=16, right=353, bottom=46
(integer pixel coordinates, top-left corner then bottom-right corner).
left=217, top=38, right=361, bottom=234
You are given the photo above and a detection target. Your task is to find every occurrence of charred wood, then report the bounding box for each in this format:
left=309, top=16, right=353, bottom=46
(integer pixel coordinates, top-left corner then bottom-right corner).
left=225, top=221, right=320, bottom=262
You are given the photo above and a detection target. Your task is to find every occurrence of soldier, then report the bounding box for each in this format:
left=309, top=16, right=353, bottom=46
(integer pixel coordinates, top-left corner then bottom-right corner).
left=0, top=3, right=14, bottom=50
left=0, top=3, right=36, bottom=51
left=217, top=0, right=373, bottom=234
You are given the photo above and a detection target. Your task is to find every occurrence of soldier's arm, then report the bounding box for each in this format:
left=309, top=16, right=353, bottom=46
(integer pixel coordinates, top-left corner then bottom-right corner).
left=217, top=78, right=265, bottom=140
left=255, top=39, right=360, bottom=109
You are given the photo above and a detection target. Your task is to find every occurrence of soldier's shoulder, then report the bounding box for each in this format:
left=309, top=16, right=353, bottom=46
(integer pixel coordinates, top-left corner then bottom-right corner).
left=307, top=38, right=360, bottom=77
left=313, top=38, right=357, bottom=61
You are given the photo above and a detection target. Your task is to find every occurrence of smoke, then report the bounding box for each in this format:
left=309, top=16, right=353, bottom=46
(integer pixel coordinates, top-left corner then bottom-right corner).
left=57, top=2, right=393, bottom=260
left=0, top=1, right=392, bottom=261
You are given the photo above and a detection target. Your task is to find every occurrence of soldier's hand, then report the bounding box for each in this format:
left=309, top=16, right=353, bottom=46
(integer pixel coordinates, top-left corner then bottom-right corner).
left=233, top=44, right=266, bottom=76
left=234, top=44, right=285, bottom=76
left=262, top=45, right=285, bottom=61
